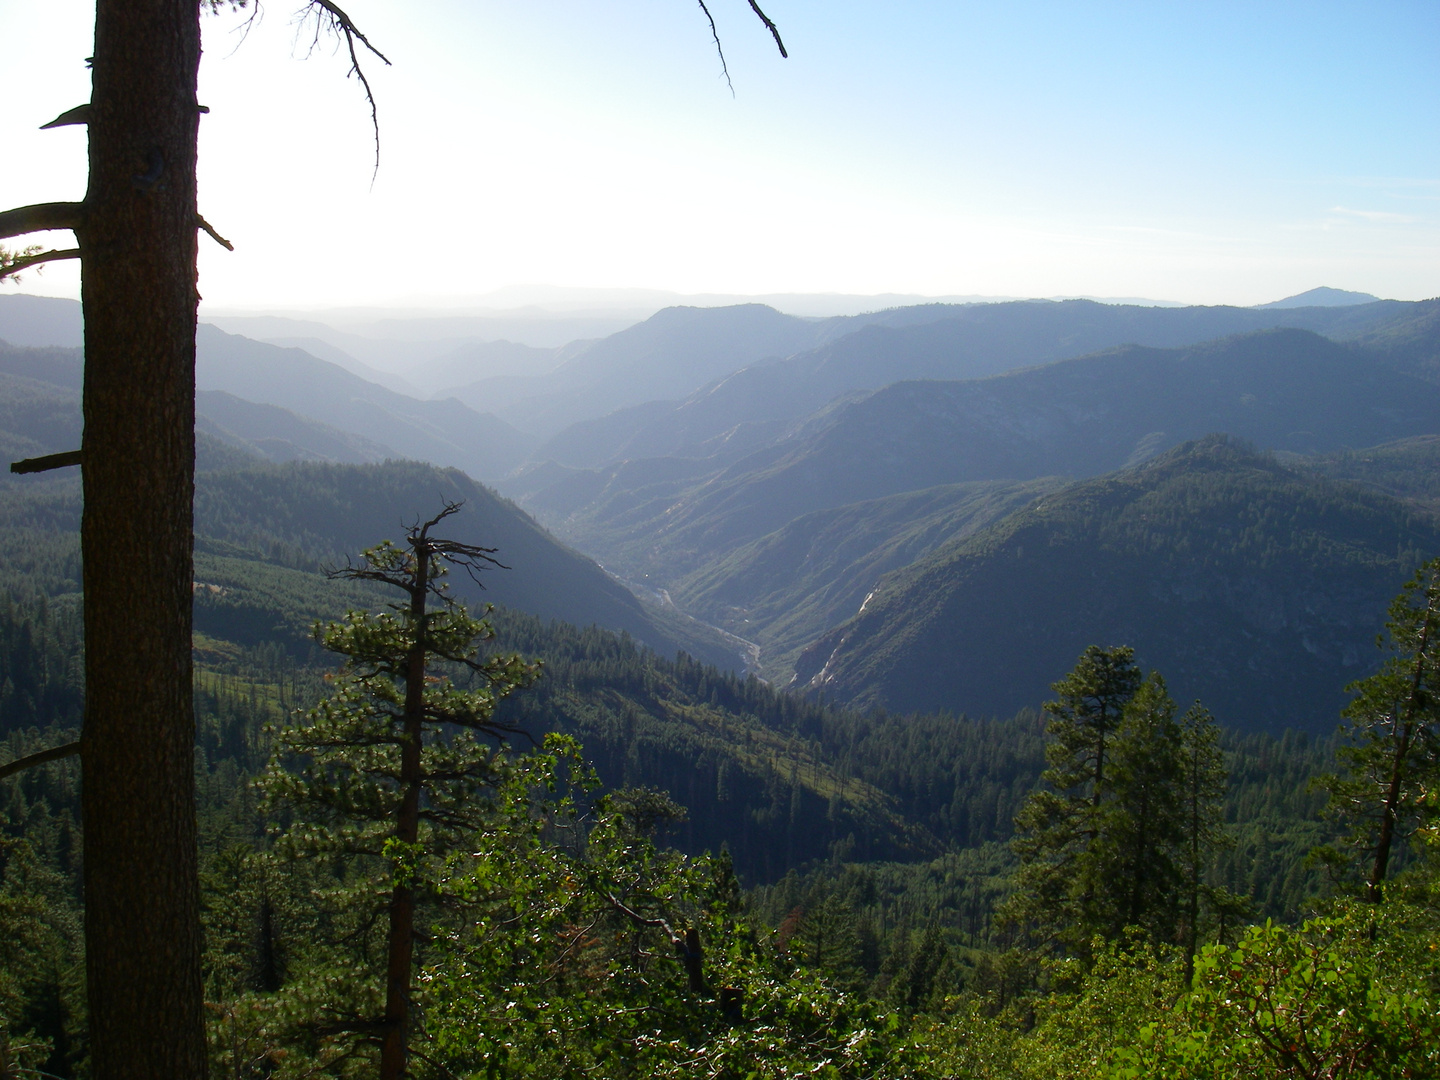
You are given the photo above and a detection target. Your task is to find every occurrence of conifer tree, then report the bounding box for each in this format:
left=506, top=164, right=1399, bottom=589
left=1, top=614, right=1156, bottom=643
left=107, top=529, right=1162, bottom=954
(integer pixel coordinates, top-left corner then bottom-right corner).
left=1005, top=646, right=1142, bottom=951
left=261, top=503, right=538, bottom=1080
left=1320, top=557, right=1440, bottom=902
left=1174, top=700, right=1233, bottom=982
left=1005, top=649, right=1230, bottom=960
left=1103, top=673, right=1185, bottom=942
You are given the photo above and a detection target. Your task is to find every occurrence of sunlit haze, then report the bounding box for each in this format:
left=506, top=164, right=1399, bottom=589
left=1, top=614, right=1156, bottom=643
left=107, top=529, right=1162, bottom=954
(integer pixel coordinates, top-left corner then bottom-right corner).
left=3, top=0, right=1437, bottom=312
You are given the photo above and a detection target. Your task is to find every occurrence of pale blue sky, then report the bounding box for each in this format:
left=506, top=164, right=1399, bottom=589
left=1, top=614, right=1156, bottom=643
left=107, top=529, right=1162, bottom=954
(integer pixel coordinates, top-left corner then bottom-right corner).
left=3, top=0, right=1437, bottom=310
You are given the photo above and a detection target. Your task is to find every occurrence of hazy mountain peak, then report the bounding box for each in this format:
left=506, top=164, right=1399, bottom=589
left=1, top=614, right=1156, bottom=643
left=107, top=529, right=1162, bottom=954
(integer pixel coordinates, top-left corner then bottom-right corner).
left=1257, top=286, right=1380, bottom=309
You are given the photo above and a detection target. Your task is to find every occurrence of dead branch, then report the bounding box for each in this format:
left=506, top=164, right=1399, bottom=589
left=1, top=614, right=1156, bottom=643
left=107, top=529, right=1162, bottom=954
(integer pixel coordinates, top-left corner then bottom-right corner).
left=607, top=891, right=679, bottom=942
left=745, top=0, right=788, bottom=57
left=304, top=0, right=391, bottom=179
left=10, top=449, right=83, bottom=475
left=197, top=214, right=235, bottom=251
left=696, top=1, right=735, bottom=94
left=0, top=248, right=80, bottom=283
left=0, top=202, right=84, bottom=242
left=0, top=741, right=80, bottom=782
left=40, top=104, right=92, bottom=129
left=697, top=0, right=789, bottom=91
left=605, top=893, right=707, bottom=992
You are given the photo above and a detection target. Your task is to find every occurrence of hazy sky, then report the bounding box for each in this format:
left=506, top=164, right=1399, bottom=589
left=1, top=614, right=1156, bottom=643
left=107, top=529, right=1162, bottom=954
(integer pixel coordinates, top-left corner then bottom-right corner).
left=3, top=0, right=1437, bottom=311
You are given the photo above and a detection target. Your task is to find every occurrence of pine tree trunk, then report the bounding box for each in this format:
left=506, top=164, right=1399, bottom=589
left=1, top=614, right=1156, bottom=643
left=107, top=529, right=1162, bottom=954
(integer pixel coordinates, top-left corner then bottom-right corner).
left=1368, top=585, right=1435, bottom=903
left=78, top=2, right=206, bottom=1077
left=381, top=555, right=430, bottom=1080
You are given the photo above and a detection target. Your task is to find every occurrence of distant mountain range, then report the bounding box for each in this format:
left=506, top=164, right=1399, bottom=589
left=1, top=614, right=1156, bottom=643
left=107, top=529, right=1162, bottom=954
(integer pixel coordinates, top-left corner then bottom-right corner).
left=524, top=297, right=1431, bottom=471
left=0, top=341, right=739, bottom=666
left=4, top=288, right=1438, bottom=735
left=519, top=326, right=1440, bottom=583
left=0, top=321, right=538, bottom=480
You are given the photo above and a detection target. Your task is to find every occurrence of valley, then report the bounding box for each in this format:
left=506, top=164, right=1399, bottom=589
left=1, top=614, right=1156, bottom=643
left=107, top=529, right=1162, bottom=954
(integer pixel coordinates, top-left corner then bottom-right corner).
left=1, top=286, right=1437, bottom=1077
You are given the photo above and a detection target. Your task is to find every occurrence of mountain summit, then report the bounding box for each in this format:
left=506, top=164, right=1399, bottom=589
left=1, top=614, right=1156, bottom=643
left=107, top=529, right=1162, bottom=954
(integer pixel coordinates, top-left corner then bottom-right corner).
left=1257, top=286, right=1381, bottom=309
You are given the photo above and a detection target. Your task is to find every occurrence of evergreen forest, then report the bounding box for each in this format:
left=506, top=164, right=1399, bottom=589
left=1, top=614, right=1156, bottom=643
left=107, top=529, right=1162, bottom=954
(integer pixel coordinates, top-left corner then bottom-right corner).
left=1, top=436, right=1437, bottom=1078
left=2, top=286, right=1440, bottom=1078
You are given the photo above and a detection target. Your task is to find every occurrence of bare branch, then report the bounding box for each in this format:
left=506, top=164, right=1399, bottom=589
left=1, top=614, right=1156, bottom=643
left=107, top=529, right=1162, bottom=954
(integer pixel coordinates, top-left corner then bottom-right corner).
left=604, top=894, right=708, bottom=992
left=745, top=0, right=788, bottom=58
left=0, top=741, right=80, bottom=782
left=696, top=1, right=734, bottom=95
left=697, top=0, right=788, bottom=91
left=197, top=214, right=234, bottom=251
left=606, top=891, right=680, bottom=944
left=305, top=0, right=391, bottom=181
left=406, top=1046, right=461, bottom=1080
left=0, top=247, right=80, bottom=283
left=40, top=104, right=92, bottom=129
left=0, top=202, right=84, bottom=243
left=10, top=449, right=83, bottom=475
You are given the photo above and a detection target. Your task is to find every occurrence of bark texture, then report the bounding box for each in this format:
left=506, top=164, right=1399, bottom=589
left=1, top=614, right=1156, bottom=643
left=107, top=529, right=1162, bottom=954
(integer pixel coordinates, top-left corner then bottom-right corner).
left=380, top=551, right=430, bottom=1080
left=79, top=1, right=207, bottom=1077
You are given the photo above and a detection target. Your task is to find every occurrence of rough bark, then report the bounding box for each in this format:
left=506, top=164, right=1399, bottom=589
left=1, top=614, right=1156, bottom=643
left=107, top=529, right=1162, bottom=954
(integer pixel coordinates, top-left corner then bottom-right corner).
left=78, top=1, right=206, bottom=1077
left=380, top=547, right=430, bottom=1080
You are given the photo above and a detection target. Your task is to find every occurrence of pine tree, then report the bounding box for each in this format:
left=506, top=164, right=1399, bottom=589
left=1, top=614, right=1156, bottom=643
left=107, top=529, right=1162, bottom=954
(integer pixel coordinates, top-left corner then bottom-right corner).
left=1005, top=650, right=1230, bottom=960
left=261, top=503, right=539, bottom=1080
left=1004, top=646, right=1142, bottom=952
left=1319, top=557, right=1440, bottom=902
left=1103, top=673, right=1185, bottom=943
left=1174, top=701, right=1235, bottom=983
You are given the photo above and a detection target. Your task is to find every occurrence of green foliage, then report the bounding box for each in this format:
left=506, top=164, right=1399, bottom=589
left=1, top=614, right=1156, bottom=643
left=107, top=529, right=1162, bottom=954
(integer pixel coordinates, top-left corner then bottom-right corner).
left=1315, top=557, right=1440, bottom=900
left=1294, top=436, right=1440, bottom=519
left=418, top=744, right=913, bottom=1080
left=1004, top=647, right=1143, bottom=952
left=0, top=593, right=83, bottom=737
left=1112, top=899, right=1440, bottom=1079
left=262, top=538, right=538, bottom=858
left=1004, top=651, right=1234, bottom=959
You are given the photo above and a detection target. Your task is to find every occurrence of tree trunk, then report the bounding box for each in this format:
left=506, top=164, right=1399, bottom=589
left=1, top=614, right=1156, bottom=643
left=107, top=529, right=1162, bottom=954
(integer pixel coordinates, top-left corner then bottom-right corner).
left=380, top=552, right=430, bottom=1080
left=1368, top=583, right=1435, bottom=903
left=79, top=2, right=206, bottom=1077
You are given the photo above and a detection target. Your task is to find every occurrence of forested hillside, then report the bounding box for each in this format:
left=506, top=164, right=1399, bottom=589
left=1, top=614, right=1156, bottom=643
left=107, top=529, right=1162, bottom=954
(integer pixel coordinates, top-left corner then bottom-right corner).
left=794, top=436, right=1439, bottom=729
left=4, top=443, right=1436, bottom=1077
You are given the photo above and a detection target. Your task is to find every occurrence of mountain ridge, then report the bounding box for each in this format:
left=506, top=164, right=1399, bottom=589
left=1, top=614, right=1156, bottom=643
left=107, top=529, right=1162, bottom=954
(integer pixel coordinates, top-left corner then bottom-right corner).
left=791, top=436, right=1440, bottom=732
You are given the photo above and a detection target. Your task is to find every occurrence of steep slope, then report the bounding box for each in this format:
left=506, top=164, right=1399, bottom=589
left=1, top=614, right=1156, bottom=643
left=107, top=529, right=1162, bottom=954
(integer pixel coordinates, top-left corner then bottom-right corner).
left=1338, top=297, right=1440, bottom=383
left=455, top=303, right=829, bottom=437
left=1290, top=435, right=1440, bottom=519
left=538, top=328, right=1440, bottom=584
left=195, top=325, right=536, bottom=479
left=792, top=437, right=1440, bottom=733
left=0, top=341, right=395, bottom=468
left=672, top=478, right=1066, bottom=679
left=0, top=303, right=540, bottom=479
left=195, top=391, right=397, bottom=465
left=188, top=459, right=740, bottom=665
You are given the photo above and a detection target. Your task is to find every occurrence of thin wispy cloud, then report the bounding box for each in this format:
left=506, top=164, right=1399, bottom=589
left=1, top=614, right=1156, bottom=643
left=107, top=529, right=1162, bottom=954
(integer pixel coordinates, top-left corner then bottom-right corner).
left=1327, top=206, right=1422, bottom=224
